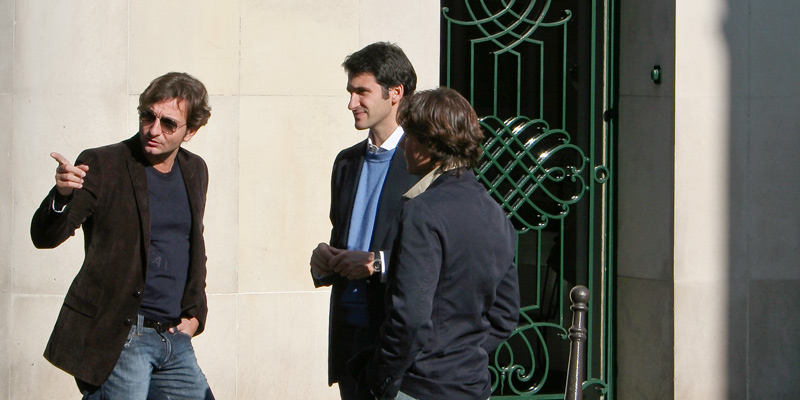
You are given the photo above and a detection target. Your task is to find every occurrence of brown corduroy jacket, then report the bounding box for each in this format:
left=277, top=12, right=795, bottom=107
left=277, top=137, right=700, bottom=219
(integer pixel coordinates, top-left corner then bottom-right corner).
left=30, top=135, right=209, bottom=386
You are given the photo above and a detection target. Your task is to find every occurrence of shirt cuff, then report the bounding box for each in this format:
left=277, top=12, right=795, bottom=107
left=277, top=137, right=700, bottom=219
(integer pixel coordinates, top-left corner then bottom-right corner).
left=51, top=198, right=68, bottom=213
left=51, top=191, right=73, bottom=213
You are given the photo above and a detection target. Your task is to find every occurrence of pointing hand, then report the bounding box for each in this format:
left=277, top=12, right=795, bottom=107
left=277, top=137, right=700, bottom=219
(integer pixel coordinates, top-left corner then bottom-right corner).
left=50, top=152, right=89, bottom=197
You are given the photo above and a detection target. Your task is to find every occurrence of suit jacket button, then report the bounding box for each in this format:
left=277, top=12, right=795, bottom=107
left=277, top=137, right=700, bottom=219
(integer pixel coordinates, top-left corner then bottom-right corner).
left=124, top=318, right=133, bottom=326
left=133, top=290, right=142, bottom=298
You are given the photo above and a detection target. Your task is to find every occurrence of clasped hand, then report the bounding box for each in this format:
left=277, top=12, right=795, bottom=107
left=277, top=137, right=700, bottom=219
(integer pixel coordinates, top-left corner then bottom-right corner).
left=310, top=243, right=375, bottom=280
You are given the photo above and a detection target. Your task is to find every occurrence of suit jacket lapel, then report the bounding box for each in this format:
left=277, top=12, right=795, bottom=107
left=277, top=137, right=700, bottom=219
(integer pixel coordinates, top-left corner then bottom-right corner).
left=177, top=150, right=204, bottom=223
left=124, top=137, right=150, bottom=277
left=335, top=142, right=366, bottom=247
left=371, top=147, right=410, bottom=249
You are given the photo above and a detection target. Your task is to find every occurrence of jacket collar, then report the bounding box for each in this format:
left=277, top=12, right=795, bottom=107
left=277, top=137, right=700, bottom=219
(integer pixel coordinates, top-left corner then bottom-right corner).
left=403, top=166, right=471, bottom=199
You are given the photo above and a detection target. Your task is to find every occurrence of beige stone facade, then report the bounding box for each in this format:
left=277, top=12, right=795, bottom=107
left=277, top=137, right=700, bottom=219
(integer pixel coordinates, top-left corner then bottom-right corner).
left=3, top=0, right=800, bottom=399
left=1, top=1, right=438, bottom=398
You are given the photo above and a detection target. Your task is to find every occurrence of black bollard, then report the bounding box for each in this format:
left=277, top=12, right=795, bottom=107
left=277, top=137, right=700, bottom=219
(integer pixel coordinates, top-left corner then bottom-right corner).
left=565, top=285, right=590, bottom=400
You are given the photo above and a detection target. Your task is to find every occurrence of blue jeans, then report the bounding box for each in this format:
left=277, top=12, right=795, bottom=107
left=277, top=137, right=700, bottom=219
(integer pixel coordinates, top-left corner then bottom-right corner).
left=81, top=315, right=213, bottom=400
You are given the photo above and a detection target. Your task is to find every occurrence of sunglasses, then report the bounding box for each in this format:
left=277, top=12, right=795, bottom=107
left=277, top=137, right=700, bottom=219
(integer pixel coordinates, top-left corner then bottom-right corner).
left=139, top=110, right=186, bottom=135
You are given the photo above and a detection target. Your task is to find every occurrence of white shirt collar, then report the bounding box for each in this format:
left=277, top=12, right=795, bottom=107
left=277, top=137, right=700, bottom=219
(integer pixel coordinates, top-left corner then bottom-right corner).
left=367, top=126, right=404, bottom=154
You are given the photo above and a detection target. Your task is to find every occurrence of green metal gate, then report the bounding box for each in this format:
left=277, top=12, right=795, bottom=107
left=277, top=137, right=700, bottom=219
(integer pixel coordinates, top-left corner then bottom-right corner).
left=440, top=0, right=616, bottom=398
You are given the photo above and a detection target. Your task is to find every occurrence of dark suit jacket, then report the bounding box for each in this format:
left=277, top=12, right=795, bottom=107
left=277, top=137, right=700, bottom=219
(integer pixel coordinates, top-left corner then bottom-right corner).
left=366, top=169, right=520, bottom=399
left=30, top=135, right=209, bottom=386
left=312, top=139, right=419, bottom=385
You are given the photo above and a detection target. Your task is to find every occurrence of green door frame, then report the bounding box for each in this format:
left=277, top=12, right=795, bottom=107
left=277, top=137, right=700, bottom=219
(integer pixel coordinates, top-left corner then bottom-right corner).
left=440, top=1, right=617, bottom=398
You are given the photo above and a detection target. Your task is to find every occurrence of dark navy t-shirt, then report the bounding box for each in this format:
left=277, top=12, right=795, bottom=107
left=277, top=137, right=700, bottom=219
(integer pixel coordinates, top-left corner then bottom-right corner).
left=139, top=162, right=191, bottom=322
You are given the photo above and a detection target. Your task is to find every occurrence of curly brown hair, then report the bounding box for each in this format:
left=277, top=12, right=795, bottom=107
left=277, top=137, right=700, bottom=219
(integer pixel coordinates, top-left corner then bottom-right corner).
left=397, top=87, right=484, bottom=173
left=138, top=72, right=211, bottom=132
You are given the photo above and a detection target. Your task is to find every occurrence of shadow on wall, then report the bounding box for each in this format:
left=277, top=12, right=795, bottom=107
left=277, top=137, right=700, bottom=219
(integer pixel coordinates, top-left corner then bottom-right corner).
left=724, top=0, right=800, bottom=398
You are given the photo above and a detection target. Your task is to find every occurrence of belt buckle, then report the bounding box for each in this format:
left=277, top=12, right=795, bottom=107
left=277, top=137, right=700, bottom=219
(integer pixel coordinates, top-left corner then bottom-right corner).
left=143, top=318, right=176, bottom=333
left=155, top=321, right=169, bottom=333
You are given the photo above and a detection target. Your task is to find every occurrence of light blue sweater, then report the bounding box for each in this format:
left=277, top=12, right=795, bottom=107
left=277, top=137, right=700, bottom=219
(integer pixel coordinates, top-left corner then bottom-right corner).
left=341, top=148, right=395, bottom=327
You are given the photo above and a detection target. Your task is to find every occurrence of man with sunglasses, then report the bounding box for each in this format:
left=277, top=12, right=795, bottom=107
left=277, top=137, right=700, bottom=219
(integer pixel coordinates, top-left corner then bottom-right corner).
left=31, top=72, right=215, bottom=399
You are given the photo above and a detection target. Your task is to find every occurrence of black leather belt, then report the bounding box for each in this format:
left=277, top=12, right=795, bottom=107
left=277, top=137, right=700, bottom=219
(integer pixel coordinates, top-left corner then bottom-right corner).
left=142, top=318, right=181, bottom=333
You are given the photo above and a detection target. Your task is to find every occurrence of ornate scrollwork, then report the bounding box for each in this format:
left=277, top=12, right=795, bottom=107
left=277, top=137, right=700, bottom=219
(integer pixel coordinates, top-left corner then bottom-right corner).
left=476, top=115, right=588, bottom=231
left=490, top=322, right=569, bottom=396
left=442, top=0, right=571, bottom=53
left=443, top=1, right=614, bottom=398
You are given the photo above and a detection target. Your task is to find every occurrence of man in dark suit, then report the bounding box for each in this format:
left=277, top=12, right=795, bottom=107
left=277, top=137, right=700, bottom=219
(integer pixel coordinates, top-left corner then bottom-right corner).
left=362, top=88, right=520, bottom=400
left=310, top=42, right=420, bottom=400
left=31, top=72, right=215, bottom=399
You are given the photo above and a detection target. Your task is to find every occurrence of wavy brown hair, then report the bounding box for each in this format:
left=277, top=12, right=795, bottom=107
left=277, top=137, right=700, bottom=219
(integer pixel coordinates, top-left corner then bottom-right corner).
left=398, top=87, right=484, bottom=173
left=138, top=72, right=211, bottom=132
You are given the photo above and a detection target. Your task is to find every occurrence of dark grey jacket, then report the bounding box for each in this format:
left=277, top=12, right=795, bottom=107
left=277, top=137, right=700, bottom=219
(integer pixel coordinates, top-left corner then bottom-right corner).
left=367, top=168, right=520, bottom=400
left=312, top=139, right=419, bottom=385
